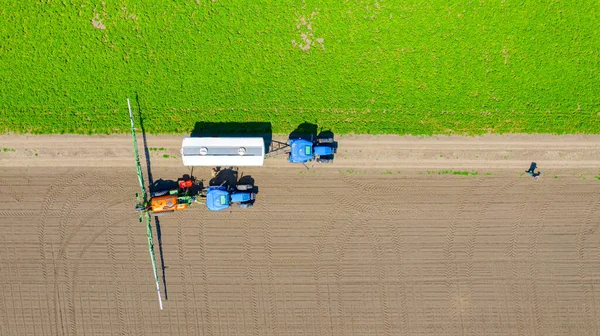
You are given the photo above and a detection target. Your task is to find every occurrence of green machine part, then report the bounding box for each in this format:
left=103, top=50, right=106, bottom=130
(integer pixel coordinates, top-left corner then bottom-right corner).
left=128, top=98, right=163, bottom=310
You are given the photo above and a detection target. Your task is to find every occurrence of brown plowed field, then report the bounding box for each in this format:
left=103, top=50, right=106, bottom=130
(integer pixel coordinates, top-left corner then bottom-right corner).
left=1, top=135, right=599, bottom=335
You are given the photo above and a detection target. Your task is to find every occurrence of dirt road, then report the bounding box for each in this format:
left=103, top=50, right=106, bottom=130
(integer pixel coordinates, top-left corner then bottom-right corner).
left=0, top=135, right=599, bottom=335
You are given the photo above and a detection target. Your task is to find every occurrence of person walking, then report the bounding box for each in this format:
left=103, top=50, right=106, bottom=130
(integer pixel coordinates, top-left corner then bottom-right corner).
left=526, top=162, right=541, bottom=180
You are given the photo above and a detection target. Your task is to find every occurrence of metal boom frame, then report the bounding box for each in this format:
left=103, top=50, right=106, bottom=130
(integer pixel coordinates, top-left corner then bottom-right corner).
left=128, top=98, right=163, bottom=310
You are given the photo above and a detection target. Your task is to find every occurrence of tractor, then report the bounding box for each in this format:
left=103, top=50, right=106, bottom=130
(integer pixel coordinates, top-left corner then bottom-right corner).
left=203, top=167, right=256, bottom=211
left=288, top=137, right=336, bottom=164
left=203, top=183, right=256, bottom=211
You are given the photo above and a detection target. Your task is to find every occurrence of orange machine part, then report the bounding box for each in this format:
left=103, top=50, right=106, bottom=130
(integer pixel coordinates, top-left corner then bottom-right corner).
left=150, top=195, right=178, bottom=213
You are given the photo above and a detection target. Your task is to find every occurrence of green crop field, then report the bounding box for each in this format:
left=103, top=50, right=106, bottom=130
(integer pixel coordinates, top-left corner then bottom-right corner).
left=1, top=1, right=599, bottom=135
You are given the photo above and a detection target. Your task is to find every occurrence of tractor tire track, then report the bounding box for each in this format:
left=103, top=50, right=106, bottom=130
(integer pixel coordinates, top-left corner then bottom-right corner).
left=388, top=218, right=409, bottom=336
left=0, top=185, right=24, bottom=203
left=312, top=197, right=340, bottom=336
left=68, top=217, right=128, bottom=332
left=328, top=177, right=396, bottom=335
left=198, top=216, right=213, bottom=336
left=56, top=174, right=105, bottom=336
left=0, top=211, right=47, bottom=217
left=526, top=181, right=565, bottom=336
left=262, top=210, right=279, bottom=336
left=333, top=218, right=358, bottom=336
left=361, top=220, right=392, bottom=336
left=178, top=211, right=196, bottom=336
left=126, top=212, right=145, bottom=336
left=327, top=184, right=360, bottom=336
left=59, top=173, right=129, bottom=257
left=66, top=197, right=128, bottom=334
left=243, top=215, right=260, bottom=336
left=38, top=172, right=83, bottom=336
left=444, top=178, right=484, bottom=335
left=107, top=224, right=126, bottom=335
left=46, top=173, right=88, bottom=336
left=464, top=178, right=518, bottom=336
left=383, top=176, right=425, bottom=336
left=327, top=177, right=372, bottom=214
left=338, top=173, right=403, bottom=194
left=509, top=199, right=527, bottom=336
left=0, top=231, right=7, bottom=336
left=578, top=197, right=599, bottom=336
left=49, top=241, right=67, bottom=336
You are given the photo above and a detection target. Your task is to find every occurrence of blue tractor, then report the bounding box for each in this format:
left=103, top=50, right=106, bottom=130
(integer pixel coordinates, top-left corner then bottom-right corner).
left=288, top=137, right=336, bottom=164
left=204, top=184, right=256, bottom=211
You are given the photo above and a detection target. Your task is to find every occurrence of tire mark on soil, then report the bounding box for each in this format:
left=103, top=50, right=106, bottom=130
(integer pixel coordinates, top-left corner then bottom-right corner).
left=331, top=174, right=404, bottom=335
left=107, top=224, right=126, bottom=335
left=0, top=211, right=46, bottom=217
left=127, top=212, right=145, bottom=336
left=327, top=182, right=357, bottom=336
left=65, top=195, right=128, bottom=332
left=339, top=172, right=407, bottom=195
left=312, top=195, right=339, bottom=336
left=0, top=235, right=7, bottom=336
left=361, top=220, right=392, bottom=336
left=263, top=211, right=279, bottom=336
left=385, top=177, right=425, bottom=336
left=578, top=197, right=599, bottom=336
left=526, top=181, right=564, bottom=336
left=464, top=178, right=517, bottom=336
left=443, top=178, right=484, bottom=335
left=56, top=174, right=106, bottom=336
left=50, top=173, right=90, bottom=336
left=68, top=217, right=128, bottom=333
left=38, top=172, right=82, bottom=336
left=333, top=218, right=358, bottom=336
left=509, top=198, right=527, bottom=336
left=178, top=211, right=196, bottom=336
left=243, top=216, right=260, bottom=336
left=198, top=216, right=213, bottom=336
left=49, top=241, right=67, bottom=336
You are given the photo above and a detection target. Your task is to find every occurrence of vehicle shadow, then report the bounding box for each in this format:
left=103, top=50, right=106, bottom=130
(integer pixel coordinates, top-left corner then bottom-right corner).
left=289, top=122, right=318, bottom=140
left=209, top=168, right=259, bottom=203
left=209, top=167, right=240, bottom=187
